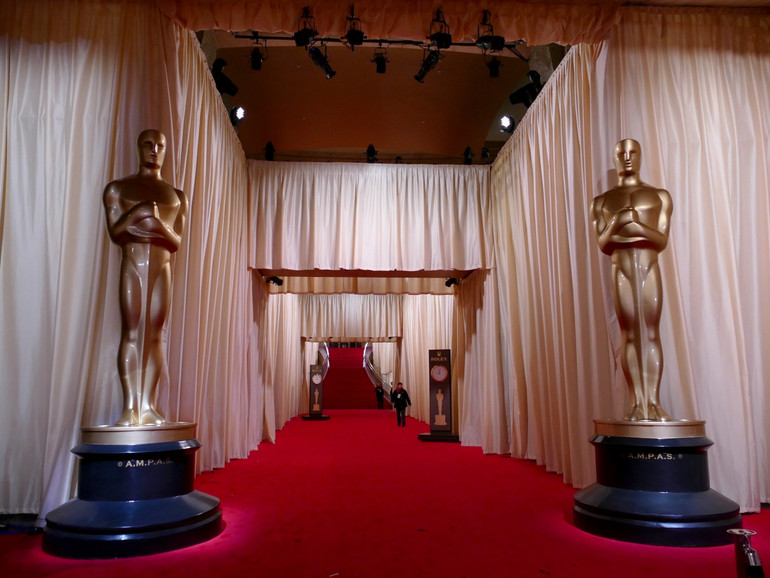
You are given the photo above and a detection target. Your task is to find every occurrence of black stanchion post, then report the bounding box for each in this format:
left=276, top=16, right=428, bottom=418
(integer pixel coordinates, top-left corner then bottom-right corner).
left=729, top=529, right=765, bottom=578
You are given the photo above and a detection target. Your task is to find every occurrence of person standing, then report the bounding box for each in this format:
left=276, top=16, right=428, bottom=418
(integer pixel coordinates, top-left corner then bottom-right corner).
left=375, top=383, right=385, bottom=409
left=392, top=382, right=411, bottom=427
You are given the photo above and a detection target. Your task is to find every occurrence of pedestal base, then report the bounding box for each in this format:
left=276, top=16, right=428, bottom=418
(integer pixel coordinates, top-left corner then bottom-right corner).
left=43, top=423, right=222, bottom=558
left=573, top=420, right=740, bottom=547
left=418, top=433, right=459, bottom=443
left=301, top=414, right=331, bottom=421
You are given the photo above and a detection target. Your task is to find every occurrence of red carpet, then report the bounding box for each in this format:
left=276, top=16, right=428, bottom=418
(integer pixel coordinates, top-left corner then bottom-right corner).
left=2, top=410, right=769, bottom=577
left=323, top=348, right=386, bottom=409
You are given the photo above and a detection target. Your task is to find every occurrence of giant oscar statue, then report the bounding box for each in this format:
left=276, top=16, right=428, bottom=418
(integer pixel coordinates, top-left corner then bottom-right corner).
left=43, top=130, right=221, bottom=558
left=103, top=129, right=188, bottom=426
left=572, top=139, right=740, bottom=546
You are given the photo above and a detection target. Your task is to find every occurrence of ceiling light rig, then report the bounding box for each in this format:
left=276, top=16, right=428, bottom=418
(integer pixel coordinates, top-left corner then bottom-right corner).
left=342, top=5, right=365, bottom=50
left=230, top=5, right=529, bottom=83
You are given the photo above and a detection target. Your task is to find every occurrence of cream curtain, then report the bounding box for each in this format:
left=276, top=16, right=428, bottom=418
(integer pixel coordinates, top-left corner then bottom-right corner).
left=489, top=8, right=770, bottom=510
left=0, top=0, right=253, bottom=519
left=249, top=161, right=491, bottom=273
left=400, top=295, right=454, bottom=423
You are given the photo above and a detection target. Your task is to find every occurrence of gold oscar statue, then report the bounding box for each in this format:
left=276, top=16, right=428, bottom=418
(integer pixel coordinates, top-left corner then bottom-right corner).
left=103, top=129, right=188, bottom=426
left=591, top=138, right=672, bottom=421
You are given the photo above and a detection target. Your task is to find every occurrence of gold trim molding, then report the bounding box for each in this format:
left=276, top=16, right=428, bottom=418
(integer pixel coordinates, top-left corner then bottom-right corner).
left=594, top=419, right=706, bottom=439
left=80, top=422, right=197, bottom=445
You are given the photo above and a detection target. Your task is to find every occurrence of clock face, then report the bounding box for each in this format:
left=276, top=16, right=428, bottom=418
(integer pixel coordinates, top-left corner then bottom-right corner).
left=312, top=374, right=322, bottom=385
left=431, top=364, right=448, bottom=382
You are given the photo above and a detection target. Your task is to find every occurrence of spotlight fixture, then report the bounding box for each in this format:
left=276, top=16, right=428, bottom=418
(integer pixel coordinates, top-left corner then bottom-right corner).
left=250, top=46, right=265, bottom=70
left=499, top=115, right=515, bottom=133
left=294, top=6, right=318, bottom=47
left=445, top=278, right=459, bottom=287
left=229, top=106, right=245, bottom=126
left=366, top=144, right=378, bottom=163
left=475, top=11, right=505, bottom=53
left=267, top=276, right=284, bottom=286
left=414, top=49, right=441, bottom=83
left=509, top=71, right=543, bottom=109
left=372, top=46, right=389, bottom=74
left=528, top=70, right=544, bottom=92
left=463, top=147, right=473, bottom=165
left=265, top=141, right=275, bottom=161
left=343, top=5, right=365, bottom=49
left=309, top=45, right=336, bottom=79
left=212, top=58, right=238, bottom=96
left=486, top=56, right=501, bottom=78
left=429, top=8, right=452, bottom=49
left=395, top=156, right=403, bottom=164
left=481, top=147, right=491, bottom=163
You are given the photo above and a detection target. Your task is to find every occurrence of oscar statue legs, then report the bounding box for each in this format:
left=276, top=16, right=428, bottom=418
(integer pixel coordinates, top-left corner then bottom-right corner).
left=613, top=251, right=670, bottom=421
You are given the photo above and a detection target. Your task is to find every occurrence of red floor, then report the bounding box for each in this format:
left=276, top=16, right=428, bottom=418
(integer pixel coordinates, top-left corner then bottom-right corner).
left=2, top=409, right=768, bottom=577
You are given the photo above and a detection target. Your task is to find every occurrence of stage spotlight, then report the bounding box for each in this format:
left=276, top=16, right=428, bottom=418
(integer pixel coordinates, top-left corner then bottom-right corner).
left=528, top=70, right=543, bottom=92
left=475, top=10, right=505, bottom=52
left=366, top=144, right=378, bottom=163
left=509, top=70, right=544, bottom=108
left=482, top=147, right=491, bottom=163
left=343, top=5, right=365, bottom=49
left=429, top=8, right=452, bottom=49
left=212, top=58, right=238, bottom=96
left=372, top=46, right=389, bottom=74
left=463, top=147, right=473, bottom=165
left=309, top=45, right=336, bottom=79
left=486, top=56, right=501, bottom=78
left=499, top=115, right=515, bottom=133
left=414, top=49, right=440, bottom=83
left=294, top=7, right=317, bottom=47
left=267, top=276, right=284, bottom=286
left=250, top=46, right=265, bottom=70
left=265, top=141, right=275, bottom=161
left=395, top=156, right=403, bottom=164
left=445, top=278, right=459, bottom=287
left=229, top=106, right=245, bottom=126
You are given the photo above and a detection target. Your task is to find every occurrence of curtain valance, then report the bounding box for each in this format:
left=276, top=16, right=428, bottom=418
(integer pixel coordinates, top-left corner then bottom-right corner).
left=249, top=160, right=491, bottom=273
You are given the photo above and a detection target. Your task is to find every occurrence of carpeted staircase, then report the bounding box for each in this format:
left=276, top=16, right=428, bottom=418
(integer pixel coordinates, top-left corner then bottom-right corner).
left=323, top=347, right=390, bottom=409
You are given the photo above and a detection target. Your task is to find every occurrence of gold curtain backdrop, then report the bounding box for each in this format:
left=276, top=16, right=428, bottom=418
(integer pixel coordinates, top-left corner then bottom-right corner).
left=1, top=0, right=770, bottom=522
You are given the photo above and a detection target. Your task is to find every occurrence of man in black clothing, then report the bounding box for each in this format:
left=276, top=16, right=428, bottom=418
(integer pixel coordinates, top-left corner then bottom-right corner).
left=375, top=384, right=385, bottom=409
left=392, top=382, right=411, bottom=427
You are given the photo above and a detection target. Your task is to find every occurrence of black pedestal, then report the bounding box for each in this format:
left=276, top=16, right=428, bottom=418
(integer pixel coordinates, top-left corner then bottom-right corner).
left=43, top=423, right=222, bottom=558
left=301, top=414, right=331, bottom=421
left=573, top=420, right=740, bottom=547
left=418, top=433, right=460, bottom=443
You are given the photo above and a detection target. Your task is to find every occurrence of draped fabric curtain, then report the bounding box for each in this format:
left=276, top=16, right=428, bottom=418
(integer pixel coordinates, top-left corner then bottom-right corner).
left=248, top=161, right=491, bottom=273
left=0, top=0, right=253, bottom=518
left=156, top=0, right=622, bottom=47
left=490, top=8, right=770, bottom=510
left=400, top=295, right=454, bottom=423
left=299, top=294, right=403, bottom=340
